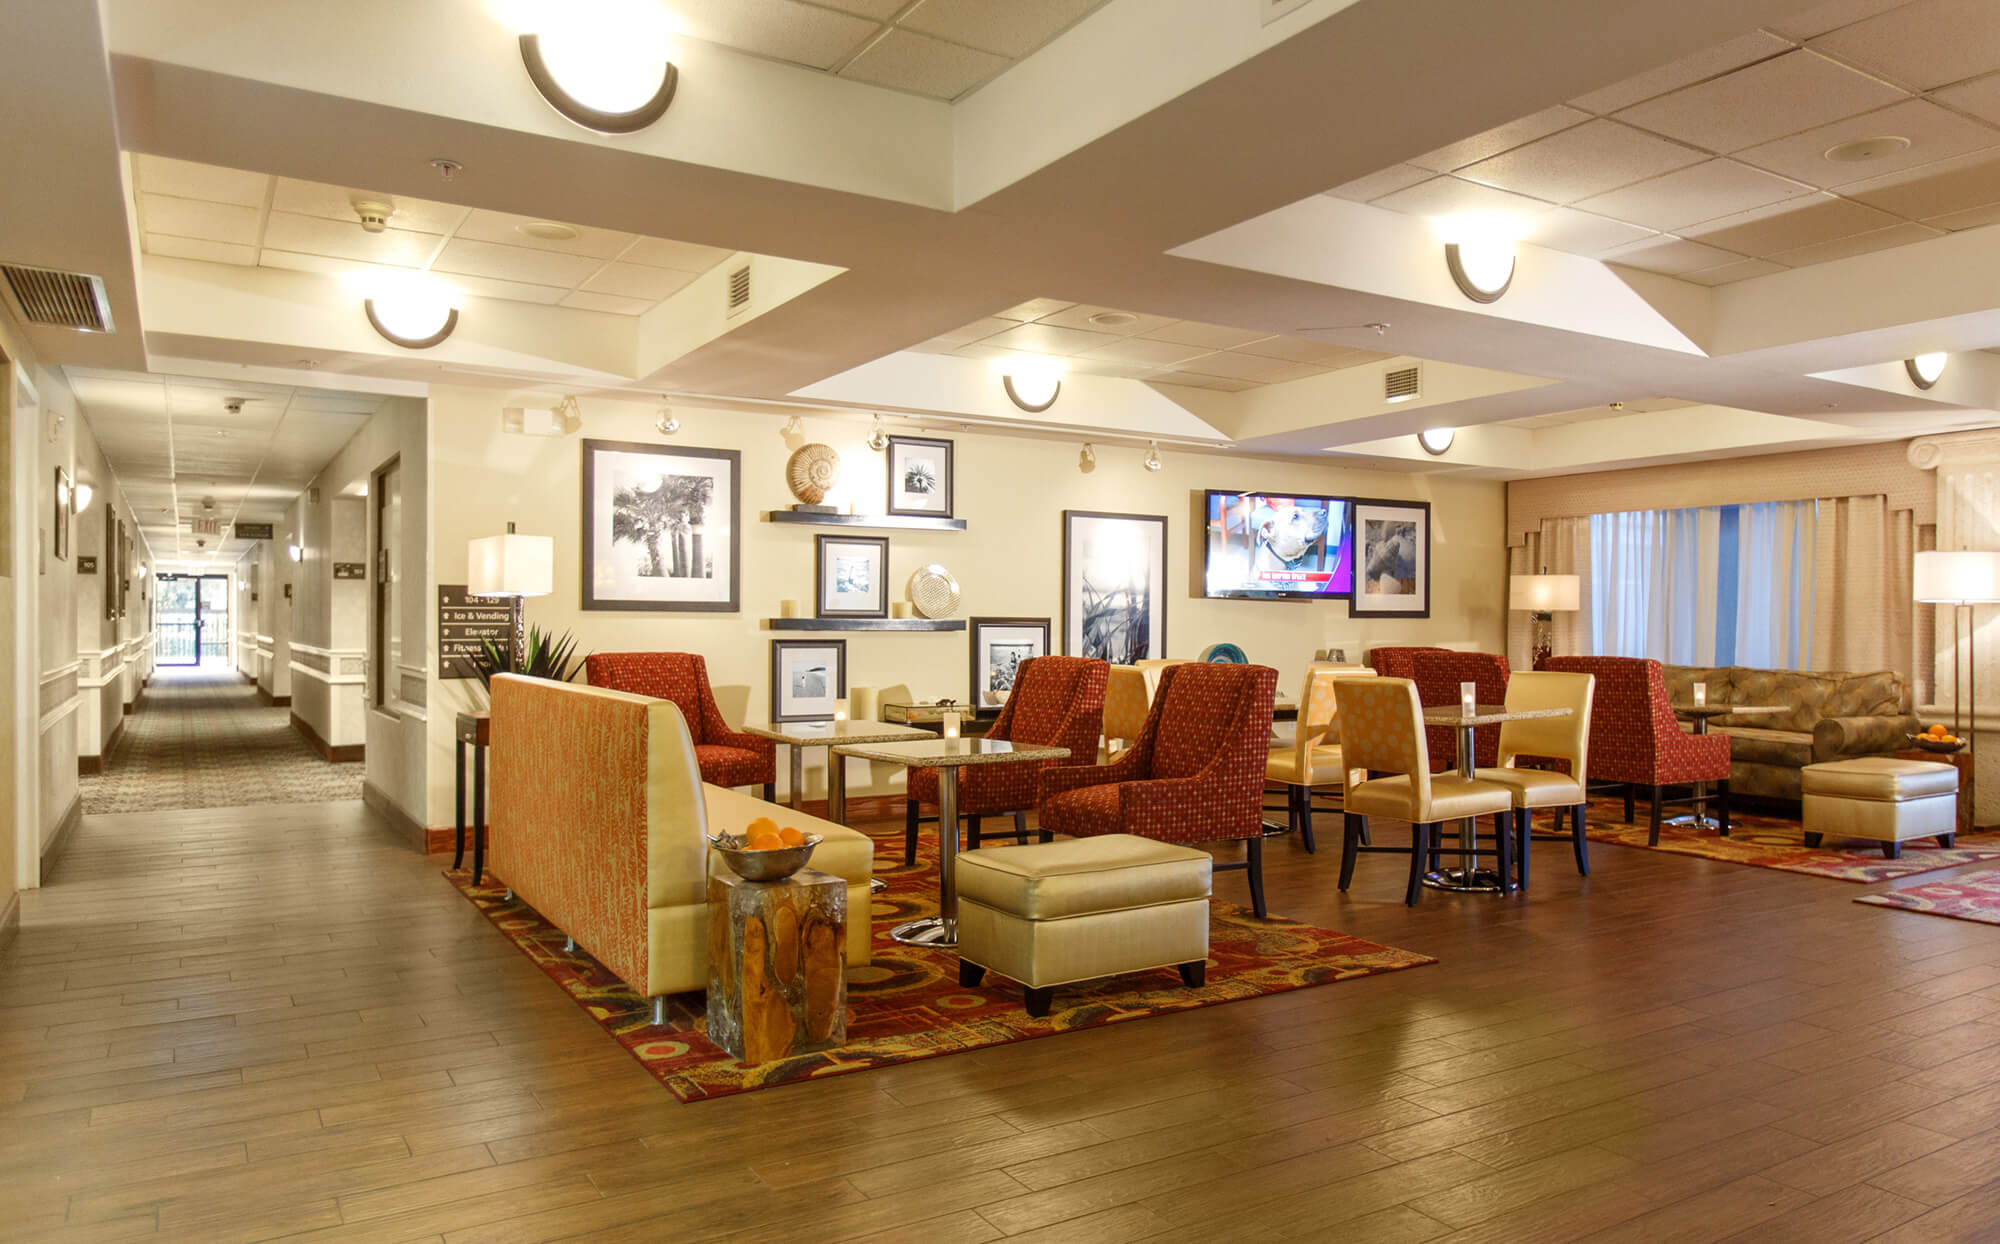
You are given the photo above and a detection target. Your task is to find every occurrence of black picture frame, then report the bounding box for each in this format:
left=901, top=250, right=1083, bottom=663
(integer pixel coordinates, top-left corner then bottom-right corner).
left=815, top=534, right=889, bottom=619
left=1349, top=497, right=1432, bottom=618
left=1062, top=510, right=1168, bottom=664
left=970, top=616, right=1051, bottom=714
left=885, top=435, right=954, bottom=518
left=770, top=639, right=846, bottom=723
left=581, top=438, right=741, bottom=612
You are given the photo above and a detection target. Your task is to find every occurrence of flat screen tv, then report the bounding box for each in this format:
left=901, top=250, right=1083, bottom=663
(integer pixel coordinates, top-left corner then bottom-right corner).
left=1202, top=490, right=1354, bottom=600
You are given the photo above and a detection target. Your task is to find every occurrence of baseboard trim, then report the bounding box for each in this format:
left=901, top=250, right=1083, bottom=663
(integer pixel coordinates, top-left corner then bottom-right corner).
left=292, top=712, right=364, bottom=763
left=256, top=686, right=292, bottom=708
left=0, top=889, right=18, bottom=955
left=78, top=754, right=103, bottom=776
left=426, top=825, right=459, bottom=854
left=40, top=794, right=82, bottom=880
left=363, top=781, right=428, bottom=853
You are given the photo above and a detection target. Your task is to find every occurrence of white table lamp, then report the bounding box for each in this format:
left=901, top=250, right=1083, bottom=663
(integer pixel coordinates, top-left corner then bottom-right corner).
left=468, top=521, right=555, bottom=667
left=1509, top=571, right=1580, bottom=668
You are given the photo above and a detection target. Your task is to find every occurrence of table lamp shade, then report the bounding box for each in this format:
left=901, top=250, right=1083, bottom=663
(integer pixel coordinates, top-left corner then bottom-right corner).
left=1914, top=550, right=2000, bottom=604
left=468, top=531, right=554, bottom=597
left=1509, top=573, right=1580, bottom=612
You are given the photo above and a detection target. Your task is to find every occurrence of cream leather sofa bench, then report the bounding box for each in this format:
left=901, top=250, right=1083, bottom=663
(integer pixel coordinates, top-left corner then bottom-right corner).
left=1800, top=756, right=1959, bottom=859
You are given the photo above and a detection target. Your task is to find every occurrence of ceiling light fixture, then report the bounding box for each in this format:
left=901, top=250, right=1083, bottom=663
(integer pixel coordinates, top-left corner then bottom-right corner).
left=1088, top=311, right=1138, bottom=328
left=496, top=0, right=680, bottom=134
left=360, top=274, right=460, bottom=349
left=1000, top=357, right=1063, bottom=412
left=865, top=414, right=888, bottom=452
left=1825, top=135, right=1910, bottom=163
left=1434, top=215, right=1526, bottom=304
left=521, top=221, right=579, bottom=241
left=1144, top=441, right=1163, bottom=471
left=1417, top=427, right=1455, bottom=456
left=1907, top=352, right=1949, bottom=389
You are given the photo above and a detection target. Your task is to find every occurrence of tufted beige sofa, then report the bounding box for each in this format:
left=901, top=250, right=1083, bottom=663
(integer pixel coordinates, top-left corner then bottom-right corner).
left=1661, top=665, right=1919, bottom=801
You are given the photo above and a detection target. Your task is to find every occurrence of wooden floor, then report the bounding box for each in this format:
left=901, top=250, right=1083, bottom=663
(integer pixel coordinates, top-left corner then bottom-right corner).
left=6, top=799, right=2000, bottom=1243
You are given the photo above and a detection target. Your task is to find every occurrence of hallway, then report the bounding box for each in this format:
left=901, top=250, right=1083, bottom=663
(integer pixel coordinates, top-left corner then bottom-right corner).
left=79, top=667, right=364, bottom=815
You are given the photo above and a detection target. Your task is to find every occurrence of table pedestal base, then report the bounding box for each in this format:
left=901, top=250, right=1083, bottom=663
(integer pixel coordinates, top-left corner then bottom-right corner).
left=1663, top=813, right=1723, bottom=831
left=890, top=916, right=956, bottom=947
left=1423, top=867, right=1507, bottom=893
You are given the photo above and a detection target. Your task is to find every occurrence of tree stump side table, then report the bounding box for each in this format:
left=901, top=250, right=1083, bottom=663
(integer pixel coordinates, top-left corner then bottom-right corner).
left=706, top=869, right=847, bottom=1064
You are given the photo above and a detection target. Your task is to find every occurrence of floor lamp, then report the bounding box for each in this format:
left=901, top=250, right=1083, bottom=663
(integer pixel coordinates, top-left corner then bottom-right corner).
left=1510, top=571, right=1581, bottom=669
left=1913, top=550, right=2000, bottom=830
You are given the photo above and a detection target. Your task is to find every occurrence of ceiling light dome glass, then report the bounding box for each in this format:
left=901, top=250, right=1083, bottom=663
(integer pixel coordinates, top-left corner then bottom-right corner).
left=1907, top=352, right=1948, bottom=389
left=1418, top=427, right=1455, bottom=455
left=361, top=275, right=460, bottom=349
left=1434, top=214, right=1526, bottom=304
left=498, top=0, right=679, bottom=132
left=1000, top=357, right=1063, bottom=412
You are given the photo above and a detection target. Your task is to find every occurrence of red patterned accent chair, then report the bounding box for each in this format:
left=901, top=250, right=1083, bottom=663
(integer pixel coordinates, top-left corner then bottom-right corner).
left=1542, top=655, right=1731, bottom=844
left=1411, top=651, right=1513, bottom=771
left=1037, top=663, right=1279, bottom=917
left=584, top=652, right=777, bottom=799
left=905, top=656, right=1107, bottom=863
left=1367, top=646, right=1449, bottom=680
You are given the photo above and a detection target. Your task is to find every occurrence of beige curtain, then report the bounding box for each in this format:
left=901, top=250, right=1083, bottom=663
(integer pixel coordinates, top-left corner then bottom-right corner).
left=1506, top=516, right=1591, bottom=669
left=1809, top=495, right=1915, bottom=686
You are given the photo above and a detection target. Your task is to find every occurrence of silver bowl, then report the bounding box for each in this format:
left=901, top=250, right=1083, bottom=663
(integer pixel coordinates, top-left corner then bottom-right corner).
left=707, top=833, right=822, bottom=882
left=1907, top=733, right=1968, bottom=755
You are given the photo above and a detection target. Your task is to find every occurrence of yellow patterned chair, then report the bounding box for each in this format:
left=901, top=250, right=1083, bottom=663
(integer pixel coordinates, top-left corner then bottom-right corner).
left=487, top=675, right=875, bottom=1022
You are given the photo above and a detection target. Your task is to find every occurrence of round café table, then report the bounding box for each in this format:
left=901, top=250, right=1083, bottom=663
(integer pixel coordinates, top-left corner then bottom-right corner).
left=1669, top=703, right=1782, bottom=830
left=1420, top=703, right=1572, bottom=893
left=744, top=718, right=937, bottom=894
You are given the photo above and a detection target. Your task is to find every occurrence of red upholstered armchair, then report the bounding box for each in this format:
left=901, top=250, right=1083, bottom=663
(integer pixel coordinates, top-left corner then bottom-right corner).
left=1037, top=662, right=1279, bottom=917
left=906, top=655, right=1106, bottom=862
left=1411, top=651, right=1512, bottom=770
left=1542, top=656, right=1731, bottom=844
left=584, top=652, right=777, bottom=799
left=1367, top=646, right=1449, bottom=680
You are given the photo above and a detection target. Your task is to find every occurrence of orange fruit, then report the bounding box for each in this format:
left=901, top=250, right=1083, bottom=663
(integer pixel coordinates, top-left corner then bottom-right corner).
left=746, top=815, right=780, bottom=837
left=778, top=826, right=806, bottom=847
left=747, top=831, right=783, bottom=851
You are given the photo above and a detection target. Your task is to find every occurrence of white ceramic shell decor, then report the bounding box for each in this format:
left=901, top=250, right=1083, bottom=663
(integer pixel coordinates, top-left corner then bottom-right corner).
left=785, top=443, right=841, bottom=504
left=909, top=564, right=961, bottom=619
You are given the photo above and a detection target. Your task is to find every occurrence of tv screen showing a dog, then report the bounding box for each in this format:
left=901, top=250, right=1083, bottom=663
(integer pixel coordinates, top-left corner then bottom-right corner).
left=1202, top=491, right=1354, bottom=600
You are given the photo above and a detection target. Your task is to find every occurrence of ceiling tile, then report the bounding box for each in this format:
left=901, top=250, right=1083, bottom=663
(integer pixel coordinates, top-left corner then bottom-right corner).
left=1569, top=30, right=1795, bottom=115
left=1140, top=321, right=1270, bottom=350
left=1679, top=258, right=1789, bottom=284
left=259, top=249, right=410, bottom=283
left=1934, top=71, right=2000, bottom=126
left=1734, top=99, right=2000, bottom=186
left=454, top=210, right=635, bottom=259
left=1810, top=0, right=2000, bottom=91
left=134, top=155, right=268, bottom=207
left=1768, top=0, right=1917, bottom=40
left=140, top=195, right=261, bottom=246
left=1317, top=348, right=1395, bottom=372
left=1148, top=373, right=1258, bottom=393
left=1459, top=120, right=1707, bottom=204
left=269, top=178, right=469, bottom=235
left=1600, top=234, right=1749, bottom=275
left=580, top=263, right=700, bottom=301
left=262, top=212, right=440, bottom=266
left=1033, top=304, right=1175, bottom=335
left=1408, top=105, right=1590, bottom=173
left=620, top=236, right=737, bottom=272
left=899, top=0, right=1101, bottom=58
left=979, top=322, right=1122, bottom=355
left=674, top=0, right=880, bottom=70
left=1075, top=337, right=1215, bottom=367
left=1232, top=335, right=1375, bottom=364
left=1572, top=159, right=1814, bottom=231
left=1175, top=352, right=1323, bottom=384
left=926, top=316, right=1020, bottom=345
left=444, top=273, right=571, bottom=305
left=1613, top=50, right=1907, bottom=152
left=1527, top=206, right=1659, bottom=255
left=1840, top=149, right=2000, bottom=216
left=431, top=237, right=602, bottom=287
left=995, top=298, right=1075, bottom=321
left=1925, top=200, right=2000, bottom=228
left=1764, top=220, right=1946, bottom=266
left=840, top=27, right=1010, bottom=99
left=1324, top=163, right=1435, bottom=202
left=145, top=234, right=256, bottom=266
left=1371, top=175, right=1555, bottom=219
left=811, top=0, right=906, bottom=15
left=560, top=291, right=655, bottom=315
left=1685, top=192, right=1903, bottom=254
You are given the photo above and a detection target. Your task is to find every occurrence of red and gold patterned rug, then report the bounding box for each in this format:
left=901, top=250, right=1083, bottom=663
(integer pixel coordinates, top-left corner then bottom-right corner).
left=1856, top=869, right=2000, bottom=924
left=1583, top=798, right=2000, bottom=883
left=446, top=833, right=1435, bottom=1102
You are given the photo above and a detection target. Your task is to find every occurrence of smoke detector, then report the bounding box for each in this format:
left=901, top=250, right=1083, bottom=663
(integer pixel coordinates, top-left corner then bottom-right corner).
left=351, top=198, right=395, bottom=233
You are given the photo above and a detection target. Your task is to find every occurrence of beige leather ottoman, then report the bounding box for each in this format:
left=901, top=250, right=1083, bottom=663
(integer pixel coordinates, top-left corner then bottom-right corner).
left=1801, top=757, right=1959, bottom=859
left=954, top=834, right=1211, bottom=1017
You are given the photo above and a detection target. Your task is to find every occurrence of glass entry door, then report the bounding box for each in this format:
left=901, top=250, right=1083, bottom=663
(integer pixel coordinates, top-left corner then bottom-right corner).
left=155, top=574, right=230, bottom=666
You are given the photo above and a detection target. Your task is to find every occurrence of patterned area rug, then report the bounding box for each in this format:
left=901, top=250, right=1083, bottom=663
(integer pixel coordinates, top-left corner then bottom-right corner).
left=446, top=833, right=1436, bottom=1102
left=81, top=666, right=364, bottom=814
left=1857, top=869, right=2000, bottom=924
left=1583, top=798, right=2000, bottom=883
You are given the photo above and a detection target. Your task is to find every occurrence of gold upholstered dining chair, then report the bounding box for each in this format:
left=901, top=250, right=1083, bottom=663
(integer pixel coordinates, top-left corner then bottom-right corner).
left=1264, top=662, right=1373, bottom=853
left=1474, top=670, right=1595, bottom=889
left=1099, top=664, right=1151, bottom=761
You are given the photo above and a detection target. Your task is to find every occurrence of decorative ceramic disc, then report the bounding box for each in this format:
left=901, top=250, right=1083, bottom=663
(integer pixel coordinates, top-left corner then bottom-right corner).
left=1201, top=642, right=1248, bottom=664
left=786, top=443, right=841, bottom=504
left=909, top=564, right=961, bottom=619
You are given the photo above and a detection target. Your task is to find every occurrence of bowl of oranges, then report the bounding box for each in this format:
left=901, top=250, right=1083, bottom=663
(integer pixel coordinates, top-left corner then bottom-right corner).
left=708, top=816, right=823, bottom=881
left=1909, top=723, right=1966, bottom=754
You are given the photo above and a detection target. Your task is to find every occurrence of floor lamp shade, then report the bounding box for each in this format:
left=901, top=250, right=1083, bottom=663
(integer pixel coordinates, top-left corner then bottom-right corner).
left=1509, top=573, right=1580, bottom=613
left=468, top=531, right=554, bottom=598
left=1914, top=550, right=2000, bottom=603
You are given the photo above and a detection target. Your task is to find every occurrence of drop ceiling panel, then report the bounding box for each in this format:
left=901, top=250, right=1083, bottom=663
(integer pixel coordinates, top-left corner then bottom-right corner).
left=1569, top=30, right=1794, bottom=115
left=1573, top=160, right=1814, bottom=232
left=1767, top=0, right=1917, bottom=41
left=673, top=0, right=879, bottom=71
left=1074, top=337, right=1215, bottom=367
left=841, top=28, right=1010, bottom=98
left=1613, top=51, right=1907, bottom=152
left=1457, top=120, right=1707, bottom=204
left=1325, top=163, right=1435, bottom=203
left=980, top=322, right=1121, bottom=356
left=560, top=291, right=655, bottom=315
left=1766, top=220, right=1946, bottom=265
left=1409, top=105, right=1589, bottom=173
left=1528, top=206, right=1659, bottom=255
left=263, top=212, right=440, bottom=266
left=140, top=195, right=262, bottom=246
left=1687, top=192, right=1904, bottom=253
left=1141, top=321, right=1269, bottom=350
left=443, top=272, right=570, bottom=305
left=621, top=237, right=738, bottom=272
left=431, top=238, right=603, bottom=287
left=580, top=262, right=700, bottom=301
left=1934, top=72, right=2000, bottom=125
left=145, top=234, right=256, bottom=266
left=1034, top=305, right=1176, bottom=336
left=269, top=178, right=470, bottom=234
left=1810, top=0, right=2000, bottom=91
left=1601, top=235, right=1748, bottom=275
left=1371, top=176, right=1554, bottom=219
left=900, top=0, right=1103, bottom=58
left=134, top=155, right=268, bottom=207
left=453, top=210, right=635, bottom=259
left=996, top=298, right=1076, bottom=321
left=1843, top=148, right=2000, bottom=217
left=1734, top=99, right=2000, bottom=186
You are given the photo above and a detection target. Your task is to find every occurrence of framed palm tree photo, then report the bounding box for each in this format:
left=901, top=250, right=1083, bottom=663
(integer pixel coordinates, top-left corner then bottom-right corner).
left=582, top=439, right=741, bottom=611
left=885, top=435, right=953, bottom=518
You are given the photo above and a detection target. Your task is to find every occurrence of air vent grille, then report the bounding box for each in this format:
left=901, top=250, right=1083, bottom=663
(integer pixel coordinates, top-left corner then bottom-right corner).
left=190, top=518, right=223, bottom=536
left=2, top=264, right=113, bottom=332
left=725, top=264, right=751, bottom=317
left=1384, top=365, right=1421, bottom=402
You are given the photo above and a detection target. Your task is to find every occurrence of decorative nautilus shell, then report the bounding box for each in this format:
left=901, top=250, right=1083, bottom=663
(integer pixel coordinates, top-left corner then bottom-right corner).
left=785, top=443, right=841, bottom=504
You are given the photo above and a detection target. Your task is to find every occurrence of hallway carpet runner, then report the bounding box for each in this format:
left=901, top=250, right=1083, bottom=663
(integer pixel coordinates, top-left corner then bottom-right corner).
left=1856, top=869, right=2000, bottom=925
left=1581, top=798, right=2000, bottom=883
left=447, top=833, right=1436, bottom=1102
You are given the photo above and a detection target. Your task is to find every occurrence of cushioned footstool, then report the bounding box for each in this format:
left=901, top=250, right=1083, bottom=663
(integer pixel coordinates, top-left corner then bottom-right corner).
left=954, top=834, right=1212, bottom=1018
left=1801, top=757, right=1959, bottom=859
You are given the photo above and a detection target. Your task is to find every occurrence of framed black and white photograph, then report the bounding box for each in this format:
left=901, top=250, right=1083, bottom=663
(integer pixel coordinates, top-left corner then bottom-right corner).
left=815, top=534, right=888, bottom=619
left=885, top=435, right=953, bottom=518
left=770, top=639, right=846, bottom=723
left=1063, top=510, right=1168, bottom=664
left=970, top=616, right=1050, bottom=713
left=52, top=467, right=71, bottom=562
left=582, top=438, right=740, bottom=612
left=1350, top=498, right=1431, bottom=617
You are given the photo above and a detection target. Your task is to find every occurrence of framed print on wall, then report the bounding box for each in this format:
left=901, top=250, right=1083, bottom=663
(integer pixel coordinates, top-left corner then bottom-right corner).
left=1350, top=498, right=1431, bottom=618
left=815, top=534, right=889, bottom=619
left=970, top=616, right=1050, bottom=713
left=771, top=639, right=846, bottom=723
left=1063, top=510, right=1168, bottom=664
left=582, top=439, right=741, bottom=611
left=885, top=435, right=953, bottom=518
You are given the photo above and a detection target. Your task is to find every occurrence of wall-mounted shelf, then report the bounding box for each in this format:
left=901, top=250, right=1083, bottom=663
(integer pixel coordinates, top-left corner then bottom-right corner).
left=763, top=511, right=966, bottom=532
left=765, top=617, right=966, bottom=632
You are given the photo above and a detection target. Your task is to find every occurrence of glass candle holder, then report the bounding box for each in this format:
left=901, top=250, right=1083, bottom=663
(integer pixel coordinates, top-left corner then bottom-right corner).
left=1693, top=681, right=1707, bottom=707
left=943, top=712, right=960, bottom=739
left=1460, top=681, right=1477, bottom=715
left=833, top=702, right=848, bottom=723
left=779, top=599, right=800, bottom=619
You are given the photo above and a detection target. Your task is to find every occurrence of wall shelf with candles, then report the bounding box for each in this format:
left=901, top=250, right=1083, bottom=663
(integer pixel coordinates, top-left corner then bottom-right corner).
left=763, top=512, right=967, bottom=532
left=764, top=618, right=966, bottom=632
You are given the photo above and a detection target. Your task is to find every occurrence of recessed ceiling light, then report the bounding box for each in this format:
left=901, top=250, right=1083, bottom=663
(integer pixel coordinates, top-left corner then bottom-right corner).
left=1825, top=136, right=1910, bottom=163
left=1088, top=311, right=1138, bottom=328
left=520, top=221, right=578, bottom=241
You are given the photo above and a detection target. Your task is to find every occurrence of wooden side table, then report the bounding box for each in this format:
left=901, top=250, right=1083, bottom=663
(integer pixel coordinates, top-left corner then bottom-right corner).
left=1896, top=749, right=1974, bottom=833
left=455, top=711, right=490, bottom=883
left=705, top=869, right=847, bottom=1063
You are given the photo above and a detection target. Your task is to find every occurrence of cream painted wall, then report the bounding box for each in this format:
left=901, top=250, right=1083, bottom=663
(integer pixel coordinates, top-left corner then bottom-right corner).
left=425, top=388, right=1508, bottom=819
